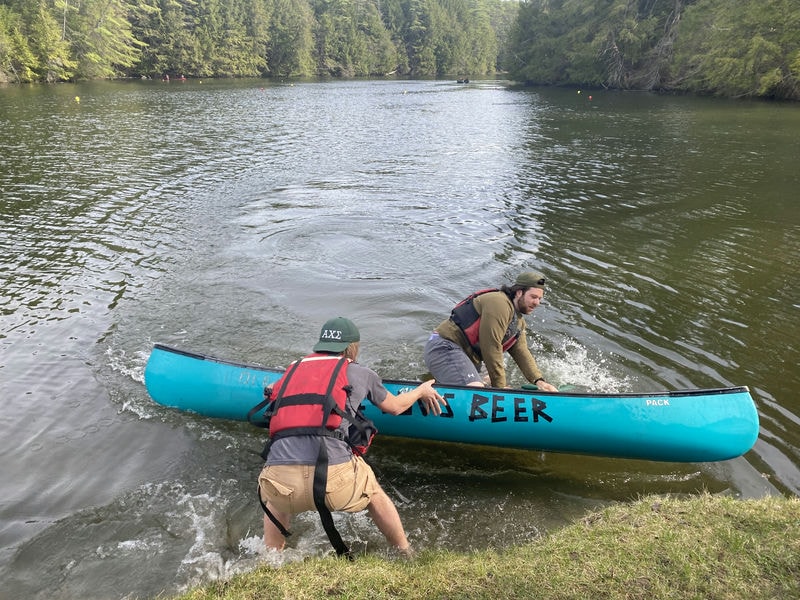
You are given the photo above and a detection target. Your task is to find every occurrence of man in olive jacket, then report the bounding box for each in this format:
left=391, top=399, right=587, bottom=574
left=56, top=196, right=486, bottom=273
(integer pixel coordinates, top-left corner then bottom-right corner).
left=424, top=272, right=558, bottom=391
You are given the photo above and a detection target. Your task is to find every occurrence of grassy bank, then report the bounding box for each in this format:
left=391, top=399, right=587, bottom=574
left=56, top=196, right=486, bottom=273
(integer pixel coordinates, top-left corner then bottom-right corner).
left=175, top=494, right=799, bottom=600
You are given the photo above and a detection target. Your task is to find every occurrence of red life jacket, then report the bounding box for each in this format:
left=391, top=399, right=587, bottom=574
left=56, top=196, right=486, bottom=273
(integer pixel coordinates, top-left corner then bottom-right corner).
left=268, top=353, right=351, bottom=439
left=264, top=353, right=377, bottom=455
left=450, top=288, right=520, bottom=357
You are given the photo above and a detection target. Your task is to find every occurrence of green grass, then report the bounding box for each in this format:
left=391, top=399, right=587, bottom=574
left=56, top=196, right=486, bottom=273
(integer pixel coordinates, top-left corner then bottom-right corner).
left=172, top=493, right=799, bottom=600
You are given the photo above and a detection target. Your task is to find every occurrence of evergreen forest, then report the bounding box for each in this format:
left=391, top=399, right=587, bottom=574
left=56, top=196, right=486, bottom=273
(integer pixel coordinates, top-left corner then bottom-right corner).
left=1, top=0, right=798, bottom=100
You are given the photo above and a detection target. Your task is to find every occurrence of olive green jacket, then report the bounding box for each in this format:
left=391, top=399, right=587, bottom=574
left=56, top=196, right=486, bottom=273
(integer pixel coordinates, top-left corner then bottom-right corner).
left=435, top=290, right=543, bottom=388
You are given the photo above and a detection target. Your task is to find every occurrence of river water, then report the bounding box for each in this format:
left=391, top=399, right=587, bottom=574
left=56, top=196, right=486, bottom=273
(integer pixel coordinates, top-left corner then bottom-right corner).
left=1, top=79, right=798, bottom=599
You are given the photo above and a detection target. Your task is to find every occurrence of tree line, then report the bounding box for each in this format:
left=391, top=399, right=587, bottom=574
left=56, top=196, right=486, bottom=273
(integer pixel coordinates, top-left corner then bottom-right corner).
left=1, top=0, right=798, bottom=100
left=0, top=0, right=512, bottom=82
left=509, top=0, right=800, bottom=100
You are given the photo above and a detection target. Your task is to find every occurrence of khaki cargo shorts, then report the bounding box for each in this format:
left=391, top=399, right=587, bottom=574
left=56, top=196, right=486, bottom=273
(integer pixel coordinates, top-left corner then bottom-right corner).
left=258, top=455, right=381, bottom=514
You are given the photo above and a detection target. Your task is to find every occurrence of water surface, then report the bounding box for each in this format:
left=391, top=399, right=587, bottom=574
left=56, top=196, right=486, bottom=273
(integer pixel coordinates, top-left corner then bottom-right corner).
left=1, top=79, right=798, bottom=599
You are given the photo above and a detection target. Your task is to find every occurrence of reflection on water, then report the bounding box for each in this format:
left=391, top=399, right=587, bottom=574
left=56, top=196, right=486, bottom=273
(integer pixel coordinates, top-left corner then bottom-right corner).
left=513, top=91, right=800, bottom=499
left=0, top=80, right=798, bottom=599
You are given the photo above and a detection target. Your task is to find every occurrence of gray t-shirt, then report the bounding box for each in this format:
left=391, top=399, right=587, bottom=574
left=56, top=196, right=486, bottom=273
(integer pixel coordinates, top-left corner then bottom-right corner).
left=265, top=361, right=388, bottom=465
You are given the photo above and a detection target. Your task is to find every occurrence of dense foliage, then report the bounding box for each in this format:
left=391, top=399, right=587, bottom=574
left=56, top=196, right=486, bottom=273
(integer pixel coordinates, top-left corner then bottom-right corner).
left=1, top=0, right=799, bottom=99
left=0, top=0, right=510, bottom=81
left=510, top=0, right=800, bottom=100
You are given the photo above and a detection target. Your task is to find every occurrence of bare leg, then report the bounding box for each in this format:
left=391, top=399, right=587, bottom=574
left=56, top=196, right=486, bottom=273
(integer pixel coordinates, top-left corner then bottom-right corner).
left=263, top=502, right=292, bottom=551
left=366, top=488, right=410, bottom=550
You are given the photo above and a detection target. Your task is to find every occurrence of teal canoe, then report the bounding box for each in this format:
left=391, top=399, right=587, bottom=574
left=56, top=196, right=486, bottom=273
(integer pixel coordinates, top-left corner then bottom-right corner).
left=143, top=343, right=759, bottom=463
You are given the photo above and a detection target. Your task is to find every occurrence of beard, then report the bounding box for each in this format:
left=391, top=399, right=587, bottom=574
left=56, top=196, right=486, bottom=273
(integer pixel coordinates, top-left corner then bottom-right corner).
left=515, top=295, right=532, bottom=315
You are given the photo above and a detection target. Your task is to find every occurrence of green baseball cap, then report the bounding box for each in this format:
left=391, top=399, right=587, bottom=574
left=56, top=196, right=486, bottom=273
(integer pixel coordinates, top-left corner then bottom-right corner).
left=313, top=317, right=360, bottom=353
left=514, top=271, right=547, bottom=289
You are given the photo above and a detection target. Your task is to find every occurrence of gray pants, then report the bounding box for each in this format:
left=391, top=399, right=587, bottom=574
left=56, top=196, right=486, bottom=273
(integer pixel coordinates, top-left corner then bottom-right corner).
left=423, top=333, right=482, bottom=386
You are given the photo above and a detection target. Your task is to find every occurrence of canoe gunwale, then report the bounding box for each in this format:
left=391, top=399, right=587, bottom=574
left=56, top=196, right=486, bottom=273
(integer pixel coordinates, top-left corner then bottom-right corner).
left=151, top=343, right=749, bottom=399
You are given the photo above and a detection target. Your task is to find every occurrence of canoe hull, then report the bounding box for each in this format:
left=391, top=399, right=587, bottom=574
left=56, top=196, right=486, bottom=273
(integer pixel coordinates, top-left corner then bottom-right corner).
left=143, top=344, right=759, bottom=463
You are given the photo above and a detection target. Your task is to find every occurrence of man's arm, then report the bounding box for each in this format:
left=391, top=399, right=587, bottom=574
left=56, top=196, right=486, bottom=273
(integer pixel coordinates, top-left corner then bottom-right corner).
left=379, top=379, right=446, bottom=416
left=508, top=328, right=558, bottom=392
left=359, top=366, right=447, bottom=415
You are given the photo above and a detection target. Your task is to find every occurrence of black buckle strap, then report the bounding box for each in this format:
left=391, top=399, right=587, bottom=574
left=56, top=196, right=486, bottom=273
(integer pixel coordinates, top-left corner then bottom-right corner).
left=257, top=483, right=292, bottom=538
left=313, top=439, right=352, bottom=560
left=314, top=361, right=354, bottom=559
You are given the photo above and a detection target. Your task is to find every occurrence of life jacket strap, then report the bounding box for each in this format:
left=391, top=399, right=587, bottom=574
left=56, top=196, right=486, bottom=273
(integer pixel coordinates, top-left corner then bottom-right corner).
left=247, top=389, right=273, bottom=428
left=313, top=358, right=353, bottom=559
left=313, top=432, right=353, bottom=560
left=257, top=483, right=292, bottom=538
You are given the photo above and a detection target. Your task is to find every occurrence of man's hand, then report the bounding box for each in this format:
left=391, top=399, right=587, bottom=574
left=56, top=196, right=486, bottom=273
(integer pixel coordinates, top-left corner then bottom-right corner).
left=534, top=379, right=558, bottom=392
left=418, top=379, right=448, bottom=415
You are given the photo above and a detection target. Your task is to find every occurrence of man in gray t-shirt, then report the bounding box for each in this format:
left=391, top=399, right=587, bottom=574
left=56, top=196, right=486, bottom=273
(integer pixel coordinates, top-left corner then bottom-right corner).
left=258, top=316, right=447, bottom=557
